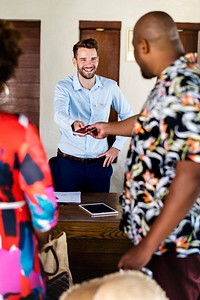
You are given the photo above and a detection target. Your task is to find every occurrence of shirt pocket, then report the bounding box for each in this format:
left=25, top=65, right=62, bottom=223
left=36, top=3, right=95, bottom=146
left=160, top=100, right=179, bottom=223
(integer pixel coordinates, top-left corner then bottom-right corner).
left=90, top=102, right=110, bottom=121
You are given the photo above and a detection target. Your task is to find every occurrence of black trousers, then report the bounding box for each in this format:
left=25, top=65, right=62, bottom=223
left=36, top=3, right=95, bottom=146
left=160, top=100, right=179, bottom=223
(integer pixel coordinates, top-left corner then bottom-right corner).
left=50, top=154, right=113, bottom=193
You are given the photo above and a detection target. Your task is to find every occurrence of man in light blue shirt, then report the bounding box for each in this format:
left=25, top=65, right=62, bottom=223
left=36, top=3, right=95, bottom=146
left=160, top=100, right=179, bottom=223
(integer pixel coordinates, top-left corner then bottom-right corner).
left=52, top=38, right=133, bottom=192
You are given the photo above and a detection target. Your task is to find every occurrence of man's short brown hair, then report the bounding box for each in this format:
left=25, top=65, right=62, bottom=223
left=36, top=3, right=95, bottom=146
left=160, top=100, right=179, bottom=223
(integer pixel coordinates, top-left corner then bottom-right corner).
left=73, top=38, right=98, bottom=59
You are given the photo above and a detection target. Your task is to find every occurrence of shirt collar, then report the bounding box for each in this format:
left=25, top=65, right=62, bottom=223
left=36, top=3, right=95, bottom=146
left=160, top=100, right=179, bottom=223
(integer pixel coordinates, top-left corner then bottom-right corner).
left=159, top=52, right=198, bottom=81
left=73, top=73, right=103, bottom=91
left=173, top=52, right=197, bottom=68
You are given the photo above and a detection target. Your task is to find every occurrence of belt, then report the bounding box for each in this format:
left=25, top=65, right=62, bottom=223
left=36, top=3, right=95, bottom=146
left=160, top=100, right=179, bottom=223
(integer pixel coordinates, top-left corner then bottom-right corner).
left=57, top=149, right=104, bottom=163
left=0, top=200, right=26, bottom=210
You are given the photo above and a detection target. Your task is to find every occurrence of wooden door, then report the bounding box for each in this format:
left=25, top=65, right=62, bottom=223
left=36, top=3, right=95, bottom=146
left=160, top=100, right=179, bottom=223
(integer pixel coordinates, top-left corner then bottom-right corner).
left=79, top=21, right=121, bottom=84
left=79, top=21, right=121, bottom=150
left=176, top=22, right=200, bottom=59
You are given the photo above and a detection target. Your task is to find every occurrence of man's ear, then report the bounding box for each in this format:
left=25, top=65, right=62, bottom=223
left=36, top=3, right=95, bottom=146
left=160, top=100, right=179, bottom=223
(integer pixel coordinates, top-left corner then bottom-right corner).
left=139, top=38, right=150, bottom=54
left=72, top=57, right=77, bottom=67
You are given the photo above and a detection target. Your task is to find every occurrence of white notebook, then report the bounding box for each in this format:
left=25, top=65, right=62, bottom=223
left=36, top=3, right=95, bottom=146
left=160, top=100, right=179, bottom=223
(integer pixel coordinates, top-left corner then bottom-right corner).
left=55, top=191, right=81, bottom=204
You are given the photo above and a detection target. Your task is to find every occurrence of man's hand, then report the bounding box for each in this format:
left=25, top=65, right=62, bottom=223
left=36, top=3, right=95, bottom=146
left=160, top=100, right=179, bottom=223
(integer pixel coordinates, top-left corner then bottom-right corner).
left=97, top=147, right=119, bottom=167
left=118, top=240, right=154, bottom=271
left=88, top=115, right=139, bottom=138
left=72, top=120, right=85, bottom=132
left=87, top=122, right=108, bottom=139
left=118, top=160, right=200, bottom=271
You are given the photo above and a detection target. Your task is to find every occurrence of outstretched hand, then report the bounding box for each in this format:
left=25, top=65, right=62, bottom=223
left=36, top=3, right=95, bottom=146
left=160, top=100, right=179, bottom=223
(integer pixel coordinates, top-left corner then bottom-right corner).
left=88, top=115, right=139, bottom=138
left=87, top=122, right=109, bottom=139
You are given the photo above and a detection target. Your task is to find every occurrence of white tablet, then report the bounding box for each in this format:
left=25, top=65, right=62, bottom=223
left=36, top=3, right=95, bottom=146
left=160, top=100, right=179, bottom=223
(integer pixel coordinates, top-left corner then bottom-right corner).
left=79, top=202, right=118, bottom=217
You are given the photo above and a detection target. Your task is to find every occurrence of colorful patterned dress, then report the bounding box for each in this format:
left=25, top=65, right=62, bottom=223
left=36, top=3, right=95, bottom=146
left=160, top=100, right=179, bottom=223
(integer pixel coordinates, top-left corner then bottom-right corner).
left=0, top=113, right=58, bottom=299
left=120, top=53, right=200, bottom=257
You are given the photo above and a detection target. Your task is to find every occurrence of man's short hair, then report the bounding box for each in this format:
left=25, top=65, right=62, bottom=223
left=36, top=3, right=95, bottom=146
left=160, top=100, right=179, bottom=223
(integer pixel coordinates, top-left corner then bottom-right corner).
left=73, top=38, right=98, bottom=58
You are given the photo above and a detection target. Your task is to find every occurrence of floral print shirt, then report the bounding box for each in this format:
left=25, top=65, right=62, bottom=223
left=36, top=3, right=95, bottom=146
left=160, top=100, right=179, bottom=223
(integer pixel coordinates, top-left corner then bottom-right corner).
left=0, top=113, right=58, bottom=299
left=120, top=53, right=200, bottom=257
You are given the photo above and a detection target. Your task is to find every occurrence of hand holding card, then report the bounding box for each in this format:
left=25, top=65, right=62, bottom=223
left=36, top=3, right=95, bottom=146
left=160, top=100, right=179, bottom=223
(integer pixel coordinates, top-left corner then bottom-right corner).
left=74, top=125, right=97, bottom=136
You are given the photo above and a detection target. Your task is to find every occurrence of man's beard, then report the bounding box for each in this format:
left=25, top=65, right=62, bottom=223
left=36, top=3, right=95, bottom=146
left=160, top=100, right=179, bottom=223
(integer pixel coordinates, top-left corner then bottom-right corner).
left=141, top=71, right=152, bottom=79
left=141, top=68, right=155, bottom=79
left=140, top=66, right=155, bottom=79
left=78, top=67, right=96, bottom=79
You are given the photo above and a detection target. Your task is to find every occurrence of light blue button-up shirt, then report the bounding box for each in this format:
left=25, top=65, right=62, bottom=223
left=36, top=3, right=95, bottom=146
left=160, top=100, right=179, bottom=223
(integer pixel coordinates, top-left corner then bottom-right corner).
left=54, top=73, right=133, bottom=158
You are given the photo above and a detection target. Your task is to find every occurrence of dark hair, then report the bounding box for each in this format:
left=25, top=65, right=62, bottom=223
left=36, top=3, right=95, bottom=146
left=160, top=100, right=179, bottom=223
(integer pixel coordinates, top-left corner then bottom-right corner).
left=73, top=38, right=98, bottom=58
left=0, top=20, right=22, bottom=84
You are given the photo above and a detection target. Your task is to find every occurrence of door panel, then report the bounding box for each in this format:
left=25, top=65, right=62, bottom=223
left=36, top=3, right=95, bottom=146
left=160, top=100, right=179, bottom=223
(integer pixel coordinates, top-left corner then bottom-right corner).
left=80, top=21, right=121, bottom=121
left=178, top=30, right=198, bottom=53
left=80, top=21, right=121, bottom=151
left=79, top=21, right=121, bottom=82
left=177, top=22, right=200, bottom=57
left=80, top=28, right=120, bottom=83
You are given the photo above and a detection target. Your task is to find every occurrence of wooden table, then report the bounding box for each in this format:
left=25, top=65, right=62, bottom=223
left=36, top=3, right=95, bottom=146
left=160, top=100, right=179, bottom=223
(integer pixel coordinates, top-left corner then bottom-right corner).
left=52, top=193, right=132, bottom=283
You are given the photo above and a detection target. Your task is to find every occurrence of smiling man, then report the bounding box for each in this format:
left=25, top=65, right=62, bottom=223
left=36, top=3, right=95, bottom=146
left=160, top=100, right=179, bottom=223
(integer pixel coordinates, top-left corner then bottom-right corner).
left=52, top=38, right=133, bottom=192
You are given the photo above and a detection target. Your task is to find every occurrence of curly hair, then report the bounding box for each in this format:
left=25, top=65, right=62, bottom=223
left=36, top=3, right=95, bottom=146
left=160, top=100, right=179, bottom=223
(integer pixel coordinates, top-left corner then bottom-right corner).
left=0, top=20, right=22, bottom=84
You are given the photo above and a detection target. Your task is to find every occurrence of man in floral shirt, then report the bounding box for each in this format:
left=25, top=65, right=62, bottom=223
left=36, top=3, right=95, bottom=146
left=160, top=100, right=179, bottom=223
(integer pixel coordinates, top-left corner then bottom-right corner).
left=89, top=11, right=200, bottom=300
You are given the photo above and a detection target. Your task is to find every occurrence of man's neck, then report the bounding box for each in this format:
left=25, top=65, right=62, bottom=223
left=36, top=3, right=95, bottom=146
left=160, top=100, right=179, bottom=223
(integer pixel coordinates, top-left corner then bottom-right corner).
left=153, top=50, right=184, bottom=77
left=78, top=74, right=96, bottom=90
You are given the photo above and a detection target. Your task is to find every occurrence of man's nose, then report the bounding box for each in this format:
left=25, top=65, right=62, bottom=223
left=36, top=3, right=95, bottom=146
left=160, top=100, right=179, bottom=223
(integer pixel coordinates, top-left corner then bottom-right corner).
left=84, top=60, right=93, bottom=65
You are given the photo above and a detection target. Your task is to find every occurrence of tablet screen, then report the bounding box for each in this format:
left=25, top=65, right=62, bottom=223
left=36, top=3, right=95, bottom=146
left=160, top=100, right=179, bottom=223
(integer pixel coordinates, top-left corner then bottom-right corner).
left=79, top=203, right=118, bottom=217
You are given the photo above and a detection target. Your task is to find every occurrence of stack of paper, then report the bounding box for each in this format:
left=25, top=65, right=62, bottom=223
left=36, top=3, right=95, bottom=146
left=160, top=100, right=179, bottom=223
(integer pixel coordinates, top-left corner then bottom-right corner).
left=54, top=191, right=81, bottom=204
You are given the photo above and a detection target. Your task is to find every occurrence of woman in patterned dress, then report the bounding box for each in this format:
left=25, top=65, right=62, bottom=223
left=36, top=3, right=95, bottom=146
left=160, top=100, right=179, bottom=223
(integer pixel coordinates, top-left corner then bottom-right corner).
left=0, top=20, right=58, bottom=299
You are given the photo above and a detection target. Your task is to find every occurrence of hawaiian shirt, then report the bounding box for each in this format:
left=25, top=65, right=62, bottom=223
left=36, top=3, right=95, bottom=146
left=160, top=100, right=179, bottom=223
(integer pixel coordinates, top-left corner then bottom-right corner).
left=120, top=53, right=200, bottom=257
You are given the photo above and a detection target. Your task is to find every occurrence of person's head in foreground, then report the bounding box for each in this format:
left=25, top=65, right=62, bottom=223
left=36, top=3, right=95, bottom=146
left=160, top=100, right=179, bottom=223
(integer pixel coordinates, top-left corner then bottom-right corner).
left=132, top=11, right=185, bottom=79
left=59, top=270, right=169, bottom=300
left=0, top=19, right=21, bottom=91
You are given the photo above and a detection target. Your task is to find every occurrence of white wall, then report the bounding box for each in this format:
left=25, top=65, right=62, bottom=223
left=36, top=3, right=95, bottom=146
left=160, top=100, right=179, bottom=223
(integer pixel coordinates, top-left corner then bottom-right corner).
left=1, top=0, right=200, bottom=192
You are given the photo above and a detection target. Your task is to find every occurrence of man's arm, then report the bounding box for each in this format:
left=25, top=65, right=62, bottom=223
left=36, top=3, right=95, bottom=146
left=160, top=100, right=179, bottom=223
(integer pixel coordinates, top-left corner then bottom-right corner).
left=88, top=115, right=139, bottom=138
left=87, top=115, right=138, bottom=166
left=118, top=160, right=200, bottom=270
